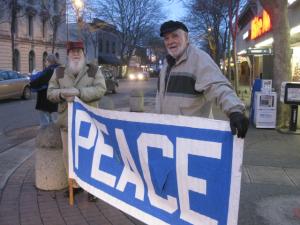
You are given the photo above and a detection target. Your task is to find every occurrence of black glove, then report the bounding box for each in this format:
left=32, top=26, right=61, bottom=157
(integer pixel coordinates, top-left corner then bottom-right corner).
left=229, top=112, right=249, bottom=138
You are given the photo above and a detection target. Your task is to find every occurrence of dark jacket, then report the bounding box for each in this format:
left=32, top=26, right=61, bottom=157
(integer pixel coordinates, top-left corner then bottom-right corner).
left=30, top=64, right=59, bottom=112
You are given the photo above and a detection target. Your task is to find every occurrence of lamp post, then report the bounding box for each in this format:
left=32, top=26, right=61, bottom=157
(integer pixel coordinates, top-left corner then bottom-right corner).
left=72, top=0, right=83, bottom=21
left=66, top=0, right=69, bottom=42
left=72, top=0, right=84, bottom=38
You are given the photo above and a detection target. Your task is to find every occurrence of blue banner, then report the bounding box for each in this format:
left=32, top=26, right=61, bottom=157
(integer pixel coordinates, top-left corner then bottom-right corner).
left=68, top=98, right=244, bottom=225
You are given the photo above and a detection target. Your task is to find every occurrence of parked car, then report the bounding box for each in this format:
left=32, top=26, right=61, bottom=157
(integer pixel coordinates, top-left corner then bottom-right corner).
left=102, top=70, right=118, bottom=94
left=0, top=70, right=31, bottom=100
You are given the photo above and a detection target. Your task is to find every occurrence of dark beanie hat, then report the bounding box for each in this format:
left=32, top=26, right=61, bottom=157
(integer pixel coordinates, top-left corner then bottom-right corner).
left=160, top=20, right=188, bottom=37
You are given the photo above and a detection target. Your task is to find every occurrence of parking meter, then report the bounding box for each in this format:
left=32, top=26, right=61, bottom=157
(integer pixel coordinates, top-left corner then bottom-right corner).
left=280, top=82, right=300, bottom=131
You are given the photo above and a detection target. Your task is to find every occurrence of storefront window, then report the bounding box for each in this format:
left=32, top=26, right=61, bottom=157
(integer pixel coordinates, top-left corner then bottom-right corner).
left=292, top=47, right=300, bottom=81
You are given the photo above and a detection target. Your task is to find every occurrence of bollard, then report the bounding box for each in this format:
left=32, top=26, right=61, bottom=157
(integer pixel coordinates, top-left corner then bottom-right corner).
left=35, top=123, right=68, bottom=190
left=130, top=90, right=144, bottom=112
left=99, top=96, right=115, bottom=110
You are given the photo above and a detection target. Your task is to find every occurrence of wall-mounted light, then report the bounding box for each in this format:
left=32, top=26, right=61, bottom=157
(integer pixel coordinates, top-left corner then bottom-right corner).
left=243, top=31, right=249, bottom=40
left=288, top=0, right=297, bottom=5
left=255, top=38, right=274, bottom=48
left=291, top=24, right=300, bottom=35
left=238, top=50, right=246, bottom=55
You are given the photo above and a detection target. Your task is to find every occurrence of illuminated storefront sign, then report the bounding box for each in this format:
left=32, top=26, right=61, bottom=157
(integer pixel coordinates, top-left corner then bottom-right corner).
left=250, top=10, right=272, bottom=40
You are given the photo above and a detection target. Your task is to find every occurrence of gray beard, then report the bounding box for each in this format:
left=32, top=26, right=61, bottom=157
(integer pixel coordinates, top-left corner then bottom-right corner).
left=68, top=57, right=86, bottom=75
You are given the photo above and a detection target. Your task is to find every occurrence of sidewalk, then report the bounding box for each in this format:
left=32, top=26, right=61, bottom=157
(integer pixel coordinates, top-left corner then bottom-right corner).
left=1, top=97, right=300, bottom=225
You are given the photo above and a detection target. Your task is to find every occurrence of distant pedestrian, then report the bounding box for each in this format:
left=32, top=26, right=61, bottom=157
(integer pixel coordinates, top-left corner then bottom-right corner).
left=47, top=40, right=106, bottom=202
left=156, top=20, right=248, bottom=138
left=30, top=54, right=59, bottom=128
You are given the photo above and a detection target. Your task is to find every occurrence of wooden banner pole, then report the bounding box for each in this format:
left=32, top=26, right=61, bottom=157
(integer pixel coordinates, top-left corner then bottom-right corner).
left=68, top=178, right=74, bottom=206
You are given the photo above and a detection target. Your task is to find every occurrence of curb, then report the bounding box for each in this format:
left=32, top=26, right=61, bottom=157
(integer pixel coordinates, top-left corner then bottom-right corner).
left=0, top=139, right=35, bottom=191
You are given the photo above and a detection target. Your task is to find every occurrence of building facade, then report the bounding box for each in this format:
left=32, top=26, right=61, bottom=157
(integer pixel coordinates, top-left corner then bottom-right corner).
left=237, top=0, right=300, bottom=86
left=0, top=0, right=67, bottom=74
left=237, top=0, right=300, bottom=128
left=69, top=18, right=122, bottom=77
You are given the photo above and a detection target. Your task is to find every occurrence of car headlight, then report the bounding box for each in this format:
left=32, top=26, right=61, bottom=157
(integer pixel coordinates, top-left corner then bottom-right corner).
left=129, top=74, right=136, bottom=80
left=137, top=73, right=144, bottom=80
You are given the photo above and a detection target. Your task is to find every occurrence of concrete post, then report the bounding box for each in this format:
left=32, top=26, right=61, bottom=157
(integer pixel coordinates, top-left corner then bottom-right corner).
left=99, top=96, right=115, bottom=110
left=35, top=123, right=68, bottom=190
left=130, top=90, right=144, bottom=112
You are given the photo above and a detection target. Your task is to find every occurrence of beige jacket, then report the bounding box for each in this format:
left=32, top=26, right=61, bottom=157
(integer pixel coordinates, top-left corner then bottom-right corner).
left=47, top=64, right=106, bottom=128
left=156, top=45, right=245, bottom=117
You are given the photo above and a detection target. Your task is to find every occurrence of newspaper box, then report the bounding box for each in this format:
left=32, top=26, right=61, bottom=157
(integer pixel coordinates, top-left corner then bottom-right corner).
left=254, top=91, right=277, bottom=128
left=280, top=82, right=300, bottom=131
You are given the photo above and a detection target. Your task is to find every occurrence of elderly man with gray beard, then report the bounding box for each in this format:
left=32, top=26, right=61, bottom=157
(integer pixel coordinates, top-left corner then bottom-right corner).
left=156, top=21, right=249, bottom=138
left=47, top=41, right=106, bottom=202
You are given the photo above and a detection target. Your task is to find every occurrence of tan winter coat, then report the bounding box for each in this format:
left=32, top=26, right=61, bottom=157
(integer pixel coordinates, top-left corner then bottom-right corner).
left=156, top=44, right=245, bottom=118
left=47, top=64, right=106, bottom=128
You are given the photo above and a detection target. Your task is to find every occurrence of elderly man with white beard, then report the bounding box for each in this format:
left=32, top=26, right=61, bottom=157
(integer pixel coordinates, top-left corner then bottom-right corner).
left=47, top=41, right=106, bottom=202
left=156, top=21, right=249, bottom=138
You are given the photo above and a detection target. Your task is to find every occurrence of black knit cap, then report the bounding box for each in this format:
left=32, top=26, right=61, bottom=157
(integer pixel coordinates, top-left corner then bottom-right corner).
left=160, top=20, right=189, bottom=37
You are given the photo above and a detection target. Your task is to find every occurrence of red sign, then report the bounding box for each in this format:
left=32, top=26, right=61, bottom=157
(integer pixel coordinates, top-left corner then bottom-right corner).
left=250, top=10, right=271, bottom=40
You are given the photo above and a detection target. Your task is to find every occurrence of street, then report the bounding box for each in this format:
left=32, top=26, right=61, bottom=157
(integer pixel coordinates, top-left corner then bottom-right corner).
left=0, top=78, right=157, bottom=154
left=106, top=77, right=157, bottom=109
left=0, top=95, right=39, bottom=153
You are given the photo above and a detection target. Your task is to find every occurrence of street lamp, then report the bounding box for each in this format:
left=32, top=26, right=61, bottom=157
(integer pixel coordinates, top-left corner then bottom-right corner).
left=74, top=0, right=83, bottom=8
left=72, top=0, right=84, bottom=38
left=72, top=0, right=83, bottom=20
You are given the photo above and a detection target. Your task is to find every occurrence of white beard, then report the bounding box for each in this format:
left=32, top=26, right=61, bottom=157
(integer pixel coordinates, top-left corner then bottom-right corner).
left=68, top=57, right=85, bottom=75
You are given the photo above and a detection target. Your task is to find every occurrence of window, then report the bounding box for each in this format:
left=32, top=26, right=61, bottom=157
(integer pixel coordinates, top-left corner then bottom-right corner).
left=13, top=18, right=18, bottom=36
left=99, top=38, right=103, bottom=53
left=106, top=40, right=110, bottom=54
left=112, top=42, right=116, bottom=54
left=0, top=72, right=9, bottom=81
left=43, top=52, right=48, bottom=69
left=55, top=52, right=59, bottom=60
left=54, top=0, right=58, bottom=12
left=29, top=50, right=35, bottom=73
left=8, top=71, right=18, bottom=80
left=42, top=20, right=46, bottom=39
left=28, top=15, right=33, bottom=37
left=13, top=49, right=20, bottom=71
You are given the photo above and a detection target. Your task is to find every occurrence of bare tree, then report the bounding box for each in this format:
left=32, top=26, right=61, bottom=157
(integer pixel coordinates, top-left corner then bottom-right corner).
left=0, top=0, right=10, bottom=23
left=40, top=0, right=67, bottom=53
left=94, top=0, right=164, bottom=73
left=184, top=0, right=230, bottom=67
left=0, top=0, right=28, bottom=70
left=259, top=0, right=291, bottom=128
left=228, top=0, right=240, bottom=91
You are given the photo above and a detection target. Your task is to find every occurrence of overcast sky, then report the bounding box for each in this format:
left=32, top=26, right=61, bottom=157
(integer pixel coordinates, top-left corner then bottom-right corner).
left=68, top=0, right=187, bottom=23
left=161, top=0, right=187, bottom=21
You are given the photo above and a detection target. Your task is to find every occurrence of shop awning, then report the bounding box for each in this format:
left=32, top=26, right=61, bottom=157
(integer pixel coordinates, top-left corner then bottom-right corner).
left=98, top=55, right=122, bottom=65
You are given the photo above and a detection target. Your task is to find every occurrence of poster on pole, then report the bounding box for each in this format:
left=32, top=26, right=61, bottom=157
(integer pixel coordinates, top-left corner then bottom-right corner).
left=68, top=97, right=244, bottom=225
